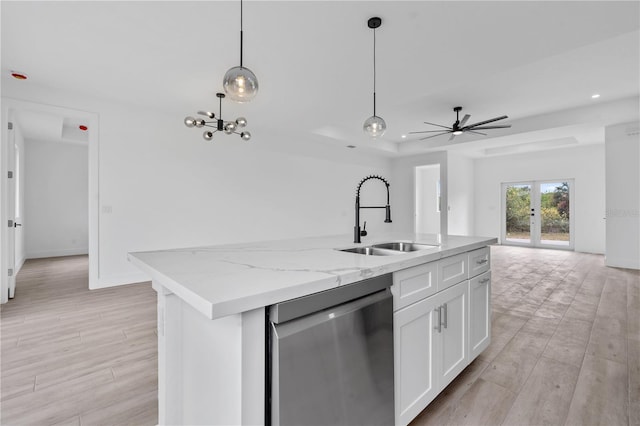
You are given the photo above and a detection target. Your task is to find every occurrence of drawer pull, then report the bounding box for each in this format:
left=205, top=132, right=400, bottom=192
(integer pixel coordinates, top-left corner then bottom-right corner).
left=476, top=259, right=488, bottom=265
left=479, top=278, right=490, bottom=284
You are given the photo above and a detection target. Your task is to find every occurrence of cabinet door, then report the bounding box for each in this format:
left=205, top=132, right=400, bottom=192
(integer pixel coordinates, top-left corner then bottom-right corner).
left=469, top=271, right=491, bottom=359
left=436, top=281, right=469, bottom=389
left=394, top=296, right=441, bottom=426
left=392, top=262, right=438, bottom=311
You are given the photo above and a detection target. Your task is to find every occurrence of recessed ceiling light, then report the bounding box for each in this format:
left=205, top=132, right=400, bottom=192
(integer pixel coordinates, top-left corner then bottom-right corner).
left=10, top=71, right=28, bottom=80
left=346, top=145, right=356, bottom=149
left=79, top=125, right=88, bottom=131
left=591, top=94, right=600, bottom=99
left=401, top=134, right=407, bottom=139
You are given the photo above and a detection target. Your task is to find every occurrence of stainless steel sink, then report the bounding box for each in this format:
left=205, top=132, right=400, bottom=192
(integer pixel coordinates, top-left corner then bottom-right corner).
left=338, top=247, right=402, bottom=256
left=371, top=242, right=439, bottom=252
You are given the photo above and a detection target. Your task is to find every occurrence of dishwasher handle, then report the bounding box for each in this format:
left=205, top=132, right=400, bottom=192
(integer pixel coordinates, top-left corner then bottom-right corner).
left=271, top=288, right=392, bottom=339
left=269, top=273, right=392, bottom=324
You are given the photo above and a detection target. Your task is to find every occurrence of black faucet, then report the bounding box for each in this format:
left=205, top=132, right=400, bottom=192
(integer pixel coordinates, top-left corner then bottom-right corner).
left=354, top=175, right=392, bottom=243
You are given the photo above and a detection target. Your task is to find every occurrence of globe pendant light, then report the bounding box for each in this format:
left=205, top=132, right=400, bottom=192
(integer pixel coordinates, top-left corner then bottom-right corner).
left=363, top=17, right=386, bottom=138
left=223, top=0, right=258, bottom=103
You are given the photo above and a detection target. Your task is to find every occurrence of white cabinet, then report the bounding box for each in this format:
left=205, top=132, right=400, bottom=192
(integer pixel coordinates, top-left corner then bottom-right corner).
left=468, top=247, right=490, bottom=278
left=437, top=282, right=468, bottom=388
left=393, top=246, right=491, bottom=426
left=469, top=271, right=491, bottom=359
left=437, top=252, right=467, bottom=291
left=394, top=280, right=469, bottom=426
left=394, top=294, right=440, bottom=426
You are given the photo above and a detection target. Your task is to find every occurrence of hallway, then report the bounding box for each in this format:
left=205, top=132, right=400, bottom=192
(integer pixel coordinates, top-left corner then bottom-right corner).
left=0, top=256, right=157, bottom=425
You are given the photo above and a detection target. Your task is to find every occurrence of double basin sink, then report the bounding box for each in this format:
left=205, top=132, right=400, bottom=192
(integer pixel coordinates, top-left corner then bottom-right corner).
left=338, top=241, right=438, bottom=256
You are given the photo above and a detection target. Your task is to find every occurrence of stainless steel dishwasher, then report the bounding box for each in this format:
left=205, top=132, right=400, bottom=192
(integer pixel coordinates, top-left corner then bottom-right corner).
left=267, top=274, right=394, bottom=426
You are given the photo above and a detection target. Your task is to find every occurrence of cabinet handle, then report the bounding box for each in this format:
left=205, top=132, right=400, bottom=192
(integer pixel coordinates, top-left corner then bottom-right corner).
left=479, top=278, right=490, bottom=284
left=476, top=259, right=488, bottom=265
left=442, top=303, right=448, bottom=329
left=435, top=306, right=442, bottom=333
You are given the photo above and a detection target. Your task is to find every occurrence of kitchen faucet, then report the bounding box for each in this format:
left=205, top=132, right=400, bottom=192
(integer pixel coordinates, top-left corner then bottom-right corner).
left=354, top=175, right=392, bottom=243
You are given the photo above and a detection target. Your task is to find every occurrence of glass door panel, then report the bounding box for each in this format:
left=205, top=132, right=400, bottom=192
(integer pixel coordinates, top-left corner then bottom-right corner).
left=539, top=182, right=570, bottom=247
left=504, top=183, right=532, bottom=244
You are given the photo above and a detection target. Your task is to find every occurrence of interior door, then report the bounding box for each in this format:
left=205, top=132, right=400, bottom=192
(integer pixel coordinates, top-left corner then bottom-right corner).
left=502, top=180, right=573, bottom=249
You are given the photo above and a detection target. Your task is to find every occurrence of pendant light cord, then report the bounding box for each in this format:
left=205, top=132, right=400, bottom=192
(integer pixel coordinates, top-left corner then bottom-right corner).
left=373, top=26, right=377, bottom=117
left=239, top=0, right=244, bottom=68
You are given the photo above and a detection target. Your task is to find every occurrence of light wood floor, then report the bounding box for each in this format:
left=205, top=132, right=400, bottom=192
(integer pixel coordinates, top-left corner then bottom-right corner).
left=411, top=246, right=640, bottom=426
left=1, top=248, right=638, bottom=425
left=1, top=256, right=158, bottom=425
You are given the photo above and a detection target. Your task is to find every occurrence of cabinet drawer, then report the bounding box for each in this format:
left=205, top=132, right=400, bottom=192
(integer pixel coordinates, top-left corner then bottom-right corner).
left=437, top=253, right=467, bottom=291
left=468, top=247, right=490, bottom=278
left=392, top=262, right=438, bottom=311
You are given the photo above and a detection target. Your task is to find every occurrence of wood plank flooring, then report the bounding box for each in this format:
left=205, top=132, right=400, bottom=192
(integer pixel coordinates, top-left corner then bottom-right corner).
left=1, top=256, right=158, bottom=425
left=1, top=247, right=638, bottom=425
left=412, top=246, right=639, bottom=426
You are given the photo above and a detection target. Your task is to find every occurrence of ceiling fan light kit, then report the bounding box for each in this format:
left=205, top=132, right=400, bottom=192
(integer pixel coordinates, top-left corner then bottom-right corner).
left=184, top=93, right=251, bottom=141
left=223, top=0, right=259, bottom=103
left=363, top=16, right=386, bottom=139
left=409, top=106, right=511, bottom=141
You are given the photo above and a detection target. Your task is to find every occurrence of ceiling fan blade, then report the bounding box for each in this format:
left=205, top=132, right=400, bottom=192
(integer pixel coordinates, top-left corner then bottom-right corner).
left=470, top=125, right=512, bottom=130
left=423, top=121, right=453, bottom=130
left=464, top=115, right=508, bottom=128
left=459, top=114, right=471, bottom=127
left=466, top=130, right=487, bottom=136
left=419, top=132, right=450, bottom=140
left=408, top=130, right=454, bottom=134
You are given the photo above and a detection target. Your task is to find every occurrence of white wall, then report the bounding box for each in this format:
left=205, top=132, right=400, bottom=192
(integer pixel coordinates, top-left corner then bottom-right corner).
left=415, top=165, right=440, bottom=234
left=605, top=121, right=640, bottom=269
left=24, top=140, right=89, bottom=258
left=3, top=85, right=392, bottom=288
left=447, top=152, right=475, bottom=236
left=474, top=144, right=606, bottom=254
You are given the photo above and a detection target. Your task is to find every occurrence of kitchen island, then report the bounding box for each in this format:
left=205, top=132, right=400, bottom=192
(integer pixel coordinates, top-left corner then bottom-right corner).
left=128, top=232, right=497, bottom=426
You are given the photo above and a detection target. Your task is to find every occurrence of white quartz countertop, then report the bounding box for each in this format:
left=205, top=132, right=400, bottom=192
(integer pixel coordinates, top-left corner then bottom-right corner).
left=128, top=233, right=497, bottom=320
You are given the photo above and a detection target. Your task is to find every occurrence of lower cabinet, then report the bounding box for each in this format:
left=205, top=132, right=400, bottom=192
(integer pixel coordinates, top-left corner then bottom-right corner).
left=394, top=280, right=469, bottom=426
left=393, top=247, right=492, bottom=426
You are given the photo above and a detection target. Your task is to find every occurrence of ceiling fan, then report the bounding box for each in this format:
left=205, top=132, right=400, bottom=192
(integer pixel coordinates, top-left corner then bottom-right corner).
left=409, top=106, right=511, bottom=141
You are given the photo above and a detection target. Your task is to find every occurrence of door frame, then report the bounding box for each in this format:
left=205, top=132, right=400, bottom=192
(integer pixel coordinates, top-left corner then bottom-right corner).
left=1, top=98, right=100, bottom=303
left=501, top=179, right=575, bottom=250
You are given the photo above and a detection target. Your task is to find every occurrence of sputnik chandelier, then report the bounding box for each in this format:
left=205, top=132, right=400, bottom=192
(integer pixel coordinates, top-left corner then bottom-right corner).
left=184, top=92, right=251, bottom=141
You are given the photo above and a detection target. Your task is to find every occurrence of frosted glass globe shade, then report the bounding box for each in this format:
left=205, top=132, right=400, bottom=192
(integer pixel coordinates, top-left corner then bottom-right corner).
left=363, top=115, right=387, bottom=138
left=223, top=66, right=259, bottom=102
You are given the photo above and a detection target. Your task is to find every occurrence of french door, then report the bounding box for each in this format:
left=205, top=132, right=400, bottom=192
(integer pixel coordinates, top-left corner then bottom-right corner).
left=501, top=180, right=574, bottom=249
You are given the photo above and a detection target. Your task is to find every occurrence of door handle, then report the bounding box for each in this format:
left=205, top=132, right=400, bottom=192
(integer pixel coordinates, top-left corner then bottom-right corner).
left=14, top=222, right=21, bottom=227
left=442, top=303, right=448, bottom=329
left=435, top=306, right=442, bottom=333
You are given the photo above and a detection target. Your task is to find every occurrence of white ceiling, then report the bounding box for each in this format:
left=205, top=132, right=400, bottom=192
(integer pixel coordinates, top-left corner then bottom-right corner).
left=2, top=1, right=639, bottom=157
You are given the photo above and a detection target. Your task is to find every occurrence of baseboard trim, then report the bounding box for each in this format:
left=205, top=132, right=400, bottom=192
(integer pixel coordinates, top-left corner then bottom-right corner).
left=605, top=256, right=640, bottom=270
left=27, top=248, right=89, bottom=259
left=92, top=271, right=151, bottom=289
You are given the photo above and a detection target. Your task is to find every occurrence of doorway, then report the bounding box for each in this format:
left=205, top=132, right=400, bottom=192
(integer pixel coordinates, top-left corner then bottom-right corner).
left=1, top=99, right=99, bottom=303
left=501, top=180, right=574, bottom=249
left=415, top=165, right=441, bottom=235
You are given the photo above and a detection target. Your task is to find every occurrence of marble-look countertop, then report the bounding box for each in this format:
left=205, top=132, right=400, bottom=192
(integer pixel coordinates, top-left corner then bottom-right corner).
left=128, top=233, right=497, bottom=320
